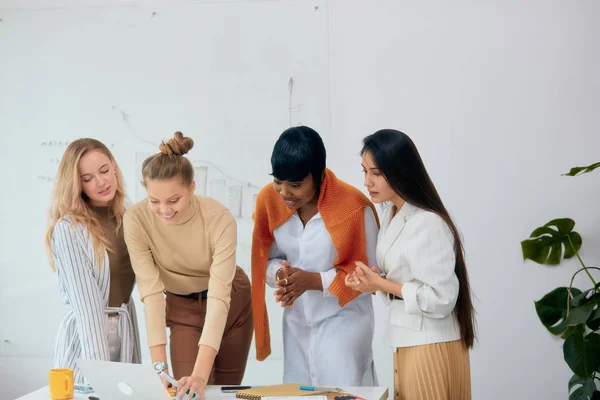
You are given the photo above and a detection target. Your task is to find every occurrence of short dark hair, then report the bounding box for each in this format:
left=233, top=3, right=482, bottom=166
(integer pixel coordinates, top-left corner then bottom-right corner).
left=270, top=126, right=326, bottom=191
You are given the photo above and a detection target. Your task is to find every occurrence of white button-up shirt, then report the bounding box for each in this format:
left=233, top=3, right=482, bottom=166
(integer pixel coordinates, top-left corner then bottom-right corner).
left=266, top=207, right=379, bottom=386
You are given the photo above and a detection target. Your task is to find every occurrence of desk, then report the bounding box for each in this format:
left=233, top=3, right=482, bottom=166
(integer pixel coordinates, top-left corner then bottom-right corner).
left=16, top=385, right=389, bottom=400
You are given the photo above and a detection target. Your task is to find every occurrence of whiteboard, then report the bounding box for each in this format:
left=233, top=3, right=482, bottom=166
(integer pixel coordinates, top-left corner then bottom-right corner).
left=0, top=0, right=330, bottom=384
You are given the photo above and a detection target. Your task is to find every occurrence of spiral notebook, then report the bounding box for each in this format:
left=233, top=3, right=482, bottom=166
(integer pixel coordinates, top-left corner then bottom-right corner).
left=235, top=384, right=331, bottom=399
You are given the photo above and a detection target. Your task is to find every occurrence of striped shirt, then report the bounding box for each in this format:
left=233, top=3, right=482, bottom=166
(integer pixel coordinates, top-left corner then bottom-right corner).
left=51, top=217, right=141, bottom=388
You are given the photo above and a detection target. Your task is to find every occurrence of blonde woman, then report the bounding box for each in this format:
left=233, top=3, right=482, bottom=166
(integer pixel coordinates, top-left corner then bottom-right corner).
left=124, top=132, right=252, bottom=400
left=46, top=139, right=141, bottom=390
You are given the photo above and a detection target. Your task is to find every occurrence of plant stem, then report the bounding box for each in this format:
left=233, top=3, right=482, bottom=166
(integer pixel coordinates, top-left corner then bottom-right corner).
left=567, top=235, right=597, bottom=286
left=566, top=267, right=600, bottom=316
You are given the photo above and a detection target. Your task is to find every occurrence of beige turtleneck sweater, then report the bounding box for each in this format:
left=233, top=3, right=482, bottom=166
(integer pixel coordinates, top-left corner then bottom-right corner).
left=123, top=195, right=237, bottom=351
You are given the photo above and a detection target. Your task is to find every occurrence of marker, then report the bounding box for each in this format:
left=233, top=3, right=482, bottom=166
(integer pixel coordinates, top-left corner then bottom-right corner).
left=299, top=386, right=342, bottom=393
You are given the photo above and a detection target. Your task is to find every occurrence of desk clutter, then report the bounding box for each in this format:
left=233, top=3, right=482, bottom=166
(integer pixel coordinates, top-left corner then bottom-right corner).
left=234, top=384, right=364, bottom=400
left=333, top=397, right=365, bottom=400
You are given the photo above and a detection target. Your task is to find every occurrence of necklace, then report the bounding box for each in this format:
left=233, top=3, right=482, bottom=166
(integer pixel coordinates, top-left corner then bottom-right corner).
left=299, top=205, right=317, bottom=224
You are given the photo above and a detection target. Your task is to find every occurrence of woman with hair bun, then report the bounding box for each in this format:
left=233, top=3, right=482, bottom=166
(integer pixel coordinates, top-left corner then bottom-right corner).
left=124, top=131, right=252, bottom=400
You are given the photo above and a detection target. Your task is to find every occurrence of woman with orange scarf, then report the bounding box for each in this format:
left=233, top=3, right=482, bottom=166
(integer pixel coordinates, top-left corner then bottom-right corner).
left=251, top=126, right=379, bottom=386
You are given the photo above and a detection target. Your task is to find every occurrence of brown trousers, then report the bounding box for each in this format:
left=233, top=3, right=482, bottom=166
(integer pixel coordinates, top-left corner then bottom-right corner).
left=165, top=266, right=253, bottom=384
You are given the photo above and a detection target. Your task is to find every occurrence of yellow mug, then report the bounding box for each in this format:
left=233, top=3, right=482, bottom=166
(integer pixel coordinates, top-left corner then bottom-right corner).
left=48, top=368, right=74, bottom=400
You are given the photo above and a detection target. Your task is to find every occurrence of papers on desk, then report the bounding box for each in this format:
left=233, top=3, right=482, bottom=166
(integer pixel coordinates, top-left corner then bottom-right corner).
left=203, top=395, right=327, bottom=400
left=206, top=397, right=237, bottom=400
left=263, top=397, right=327, bottom=400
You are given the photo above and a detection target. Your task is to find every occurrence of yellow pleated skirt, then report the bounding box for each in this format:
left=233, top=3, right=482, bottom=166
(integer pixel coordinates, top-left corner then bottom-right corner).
left=393, top=339, right=471, bottom=400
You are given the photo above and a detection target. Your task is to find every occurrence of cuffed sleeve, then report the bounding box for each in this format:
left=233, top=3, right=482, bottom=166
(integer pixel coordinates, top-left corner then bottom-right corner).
left=402, top=212, right=459, bottom=318
left=319, top=268, right=337, bottom=297
left=266, top=241, right=285, bottom=288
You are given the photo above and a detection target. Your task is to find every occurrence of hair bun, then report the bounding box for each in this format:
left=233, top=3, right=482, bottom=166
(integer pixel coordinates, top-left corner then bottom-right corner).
left=159, top=131, right=194, bottom=156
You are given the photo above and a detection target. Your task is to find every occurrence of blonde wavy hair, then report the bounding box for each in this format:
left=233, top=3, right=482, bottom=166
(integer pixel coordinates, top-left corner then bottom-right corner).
left=45, top=139, right=127, bottom=270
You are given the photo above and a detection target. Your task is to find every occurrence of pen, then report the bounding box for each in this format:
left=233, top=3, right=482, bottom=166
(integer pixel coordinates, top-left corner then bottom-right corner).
left=299, top=386, right=342, bottom=393
left=160, top=371, right=179, bottom=388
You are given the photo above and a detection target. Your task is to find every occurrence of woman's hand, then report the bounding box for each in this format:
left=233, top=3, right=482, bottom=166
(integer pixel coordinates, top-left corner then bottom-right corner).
left=158, top=374, right=171, bottom=390
left=346, top=261, right=381, bottom=293
left=274, top=260, right=322, bottom=308
left=345, top=271, right=360, bottom=290
left=176, top=375, right=207, bottom=400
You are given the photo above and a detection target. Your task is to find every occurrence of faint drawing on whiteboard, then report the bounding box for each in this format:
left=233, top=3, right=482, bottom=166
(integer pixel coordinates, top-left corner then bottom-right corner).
left=210, top=179, right=227, bottom=206
left=39, top=139, right=75, bottom=184
left=228, top=185, right=243, bottom=218
left=135, top=152, right=151, bottom=202
left=190, top=160, right=260, bottom=220
left=194, top=166, right=208, bottom=196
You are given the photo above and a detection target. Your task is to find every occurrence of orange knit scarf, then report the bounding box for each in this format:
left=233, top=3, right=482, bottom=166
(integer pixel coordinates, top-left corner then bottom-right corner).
left=251, top=168, right=378, bottom=361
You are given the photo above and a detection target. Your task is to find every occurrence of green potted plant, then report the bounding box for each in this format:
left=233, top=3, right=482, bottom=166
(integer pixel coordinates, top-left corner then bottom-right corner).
left=521, top=161, right=600, bottom=400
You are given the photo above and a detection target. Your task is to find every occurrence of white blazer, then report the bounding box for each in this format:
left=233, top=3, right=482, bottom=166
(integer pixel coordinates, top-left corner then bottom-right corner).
left=377, top=202, right=461, bottom=348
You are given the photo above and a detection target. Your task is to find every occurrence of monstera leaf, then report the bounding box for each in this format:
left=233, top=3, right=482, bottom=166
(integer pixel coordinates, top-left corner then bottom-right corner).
left=566, top=302, right=597, bottom=327
left=522, top=219, right=582, bottom=265
left=563, top=332, right=600, bottom=378
left=563, top=162, right=600, bottom=177
left=562, top=325, right=586, bottom=340
left=535, top=287, right=582, bottom=335
left=587, top=306, right=600, bottom=331
left=572, top=287, right=598, bottom=307
left=569, top=375, right=598, bottom=400
left=525, top=162, right=599, bottom=397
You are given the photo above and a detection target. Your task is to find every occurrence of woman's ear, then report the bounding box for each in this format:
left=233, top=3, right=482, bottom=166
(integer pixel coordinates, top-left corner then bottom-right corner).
left=189, top=180, right=196, bottom=194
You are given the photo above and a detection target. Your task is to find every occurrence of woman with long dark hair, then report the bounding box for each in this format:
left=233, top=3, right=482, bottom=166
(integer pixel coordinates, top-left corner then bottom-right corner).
left=347, top=129, right=475, bottom=400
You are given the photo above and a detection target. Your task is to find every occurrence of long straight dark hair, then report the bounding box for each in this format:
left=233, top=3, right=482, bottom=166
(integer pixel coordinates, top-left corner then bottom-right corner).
left=362, top=129, right=476, bottom=348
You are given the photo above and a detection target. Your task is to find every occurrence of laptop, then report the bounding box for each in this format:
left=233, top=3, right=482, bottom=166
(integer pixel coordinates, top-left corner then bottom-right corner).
left=77, top=359, right=173, bottom=400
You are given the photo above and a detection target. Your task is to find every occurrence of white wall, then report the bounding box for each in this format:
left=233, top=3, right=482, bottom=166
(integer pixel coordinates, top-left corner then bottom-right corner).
left=0, top=1, right=330, bottom=398
left=328, top=1, right=600, bottom=399
left=1, top=1, right=599, bottom=399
